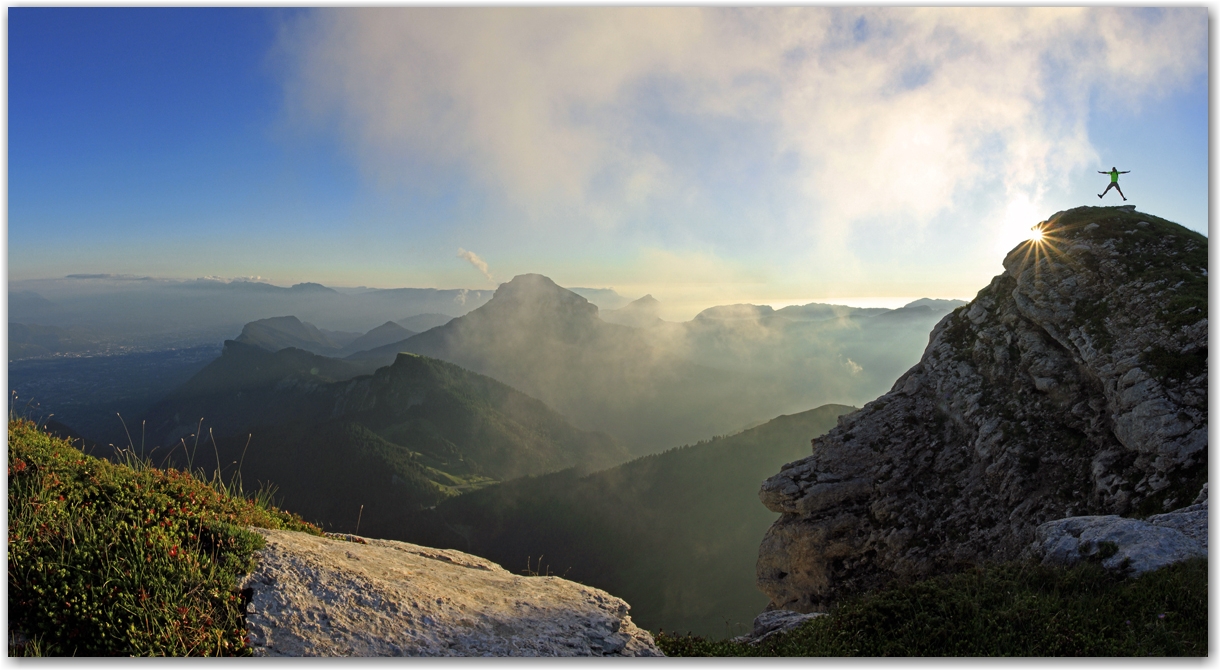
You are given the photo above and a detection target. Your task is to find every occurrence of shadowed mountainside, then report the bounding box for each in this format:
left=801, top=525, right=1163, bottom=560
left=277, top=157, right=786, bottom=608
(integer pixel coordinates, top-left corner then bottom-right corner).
left=140, top=346, right=631, bottom=540
left=406, top=404, right=853, bottom=639
left=336, top=321, right=416, bottom=357
left=234, top=316, right=345, bottom=356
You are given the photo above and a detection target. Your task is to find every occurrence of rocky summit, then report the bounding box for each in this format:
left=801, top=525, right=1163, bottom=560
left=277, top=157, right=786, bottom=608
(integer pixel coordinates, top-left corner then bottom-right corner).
left=756, top=206, right=1207, bottom=612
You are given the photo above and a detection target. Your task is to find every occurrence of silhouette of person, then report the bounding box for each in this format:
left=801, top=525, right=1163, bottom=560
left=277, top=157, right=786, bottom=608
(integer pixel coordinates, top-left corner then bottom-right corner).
left=1098, top=167, right=1129, bottom=201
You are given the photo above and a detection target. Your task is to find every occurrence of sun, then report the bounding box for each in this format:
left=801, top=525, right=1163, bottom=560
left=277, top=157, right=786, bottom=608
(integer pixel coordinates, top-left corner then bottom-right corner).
left=1029, top=225, right=1045, bottom=243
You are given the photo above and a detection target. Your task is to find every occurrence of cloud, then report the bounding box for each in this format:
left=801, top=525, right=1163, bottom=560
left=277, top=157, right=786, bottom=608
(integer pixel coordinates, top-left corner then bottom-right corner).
left=276, top=8, right=1205, bottom=242
left=195, top=275, right=272, bottom=284
left=457, top=248, right=494, bottom=281
left=65, top=273, right=153, bottom=281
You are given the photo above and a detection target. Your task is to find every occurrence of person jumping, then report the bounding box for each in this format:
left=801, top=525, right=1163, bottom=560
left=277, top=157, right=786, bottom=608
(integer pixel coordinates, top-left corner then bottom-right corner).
left=1098, top=167, right=1129, bottom=201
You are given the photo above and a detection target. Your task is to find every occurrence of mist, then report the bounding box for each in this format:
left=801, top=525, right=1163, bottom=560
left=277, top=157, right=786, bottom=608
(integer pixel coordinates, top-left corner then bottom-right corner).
left=8, top=276, right=496, bottom=351
left=12, top=272, right=957, bottom=457
left=339, top=273, right=962, bottom=453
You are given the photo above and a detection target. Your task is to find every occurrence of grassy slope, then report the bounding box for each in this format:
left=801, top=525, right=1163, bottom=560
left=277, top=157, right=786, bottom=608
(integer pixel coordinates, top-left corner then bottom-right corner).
left=8, top=419, right=321, bottom=656
left=409, top=404, right=855, bottom=639
left=657, top=558, right=1207, bottom=656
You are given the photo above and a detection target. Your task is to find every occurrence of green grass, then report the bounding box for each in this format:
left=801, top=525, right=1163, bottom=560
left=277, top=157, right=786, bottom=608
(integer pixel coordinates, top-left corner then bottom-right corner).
left=655, top=558, right=1207, bottom=656
left=8, top=418, right=322, bottom=656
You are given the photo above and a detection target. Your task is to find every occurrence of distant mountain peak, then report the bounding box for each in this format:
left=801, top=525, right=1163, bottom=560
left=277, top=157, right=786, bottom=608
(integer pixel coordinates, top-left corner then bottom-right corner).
left=234, top=315, right=342, bottom=355
left=902, top=298, right=967, bottom=311
left=694, top=304, right=776, bottom=321
left=496, top=273, right=568, bottom=295
left=601, top=294, right=664, bottom=328
left=489, top=274, right=599, bottom=318
left=289, top=282, right=337, bottom=293
left=337, top=321, right=416, bottom=357
left=249, top=315, right=304, bottom=328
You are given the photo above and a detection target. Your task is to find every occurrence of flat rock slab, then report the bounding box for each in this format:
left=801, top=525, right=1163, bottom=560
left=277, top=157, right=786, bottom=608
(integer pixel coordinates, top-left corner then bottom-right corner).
left=1029, top=500, right=1207, bottom=576
left=731, top=609, right=827, bottom=645
left=241, top=529, right=662, bottom=657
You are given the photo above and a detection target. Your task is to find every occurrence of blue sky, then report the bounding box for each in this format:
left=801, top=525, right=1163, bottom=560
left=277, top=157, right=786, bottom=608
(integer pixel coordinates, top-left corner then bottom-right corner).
left=8, top=7, right=1208, bottom=319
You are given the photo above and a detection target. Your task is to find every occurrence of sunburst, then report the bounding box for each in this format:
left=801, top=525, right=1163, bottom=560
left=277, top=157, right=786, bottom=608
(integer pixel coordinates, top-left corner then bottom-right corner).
left=1009, top=220, right=1072, bottom=286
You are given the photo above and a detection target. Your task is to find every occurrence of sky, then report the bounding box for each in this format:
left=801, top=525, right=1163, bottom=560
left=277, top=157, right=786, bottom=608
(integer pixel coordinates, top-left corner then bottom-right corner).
left=7, top=7, right=1209, bottom=319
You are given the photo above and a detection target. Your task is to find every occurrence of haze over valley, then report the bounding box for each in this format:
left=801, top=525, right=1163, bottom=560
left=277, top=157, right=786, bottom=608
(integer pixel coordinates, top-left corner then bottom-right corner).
left=10, top=273, right=962, bottom=452
left=9, top=270, right=962, bottom=638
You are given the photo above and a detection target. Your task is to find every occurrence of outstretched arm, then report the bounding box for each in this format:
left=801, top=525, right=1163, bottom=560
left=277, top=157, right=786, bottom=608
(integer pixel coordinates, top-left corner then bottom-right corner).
left=1120, top=170, right=1130, bottom=174
left=1098, top=171, right=1107, bottom=174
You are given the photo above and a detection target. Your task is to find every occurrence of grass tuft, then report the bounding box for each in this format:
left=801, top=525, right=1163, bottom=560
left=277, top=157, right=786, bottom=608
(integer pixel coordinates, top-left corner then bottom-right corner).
left=8, top=417, right=322, bottom=656
left=656, top=558, right=1206, bottom=656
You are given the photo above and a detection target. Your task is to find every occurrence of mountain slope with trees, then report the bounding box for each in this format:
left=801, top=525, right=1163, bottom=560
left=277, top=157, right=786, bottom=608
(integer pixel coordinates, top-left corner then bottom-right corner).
left=139, top=347, right=630, bottom=540
left=406, top=404, right=854, bottom=638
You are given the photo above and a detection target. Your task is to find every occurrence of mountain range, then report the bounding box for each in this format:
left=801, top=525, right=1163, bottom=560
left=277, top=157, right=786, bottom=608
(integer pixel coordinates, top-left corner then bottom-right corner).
left=140, top=343, right=630, bottom=540
left=5, top=279, right=501, bottom=354
left=344, top=274, right=961, bottom=452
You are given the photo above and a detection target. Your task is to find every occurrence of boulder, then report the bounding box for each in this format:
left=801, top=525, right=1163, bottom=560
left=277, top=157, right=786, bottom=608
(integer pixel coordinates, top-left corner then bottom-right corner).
left=756, top=207, right=1208, bottom=612
left=729, top=609, right=827, bottom=645
left=1027, top=492, right=1207, bottom=576
left=241, top=529, right=662, bottom=657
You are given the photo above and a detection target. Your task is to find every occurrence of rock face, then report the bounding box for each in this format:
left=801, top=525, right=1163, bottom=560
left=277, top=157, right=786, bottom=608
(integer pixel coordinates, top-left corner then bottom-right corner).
left=241, top=529, right=662, bottom=657
left=756, top=207, right=1208, bottom=612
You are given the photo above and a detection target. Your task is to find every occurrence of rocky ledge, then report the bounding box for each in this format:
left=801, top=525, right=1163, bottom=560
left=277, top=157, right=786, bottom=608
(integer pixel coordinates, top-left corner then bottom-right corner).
left=1027, top=484, right=1207, bottom=576
left=241, top=528, right=662, bottom=656
left=756, top=206, right=1207, bottom=612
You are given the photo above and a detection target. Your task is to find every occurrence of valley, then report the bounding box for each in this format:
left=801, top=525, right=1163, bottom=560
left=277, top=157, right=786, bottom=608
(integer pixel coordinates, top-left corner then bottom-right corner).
left=8, top=272, right=965, bottom=638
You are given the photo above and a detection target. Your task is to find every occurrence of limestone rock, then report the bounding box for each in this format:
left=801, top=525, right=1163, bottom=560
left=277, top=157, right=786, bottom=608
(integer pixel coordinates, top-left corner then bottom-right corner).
left=730, top=610, right=827, bottom=645
left=1027, top=493, right=1207, bottom=575
left=756, top=207, right=1208, bottom=612
left=241, top=528, right=662, bottom=657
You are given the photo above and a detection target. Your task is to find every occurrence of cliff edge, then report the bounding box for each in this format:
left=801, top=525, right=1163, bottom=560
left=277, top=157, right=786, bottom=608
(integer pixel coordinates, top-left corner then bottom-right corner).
left=756, top=206, right=1207, bottom=612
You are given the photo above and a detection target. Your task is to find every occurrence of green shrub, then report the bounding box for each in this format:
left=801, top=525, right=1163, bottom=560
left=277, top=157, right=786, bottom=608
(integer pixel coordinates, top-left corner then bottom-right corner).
left=656, top=558, right=1207, bottom=656
left=8, top=418, right=321, bottom=656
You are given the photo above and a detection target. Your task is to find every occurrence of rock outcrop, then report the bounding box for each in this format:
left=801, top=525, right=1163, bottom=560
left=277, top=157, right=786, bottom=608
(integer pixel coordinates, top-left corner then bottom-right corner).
left=756, top=206, right=1207, bottom=612
left=729, top=610, right=827, bottom=646
left=241, top=529, right=662, bottom=657
left=1025, top=488, right=1207, bottom=576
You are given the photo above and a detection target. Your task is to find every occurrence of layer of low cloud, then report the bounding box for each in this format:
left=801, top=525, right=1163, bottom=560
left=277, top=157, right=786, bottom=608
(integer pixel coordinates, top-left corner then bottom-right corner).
left=276, top=7, right=1205, bottom=278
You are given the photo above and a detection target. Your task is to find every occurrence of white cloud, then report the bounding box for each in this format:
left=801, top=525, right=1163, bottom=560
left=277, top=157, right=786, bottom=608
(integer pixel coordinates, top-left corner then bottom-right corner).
left=276, top=7, right=1205, bottom=241
left=457, top=248, right=493, bottom=281
left=197, top=275, right=272, bottom=284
